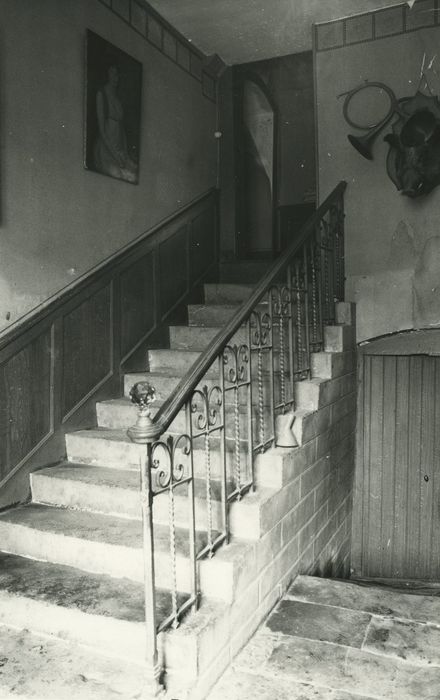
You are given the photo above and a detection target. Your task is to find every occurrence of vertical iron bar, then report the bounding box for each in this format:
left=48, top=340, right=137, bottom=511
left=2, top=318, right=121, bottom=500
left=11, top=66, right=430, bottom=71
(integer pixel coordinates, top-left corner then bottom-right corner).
left=204, top=427, right=213, bottom=557
left=139, top=443, right=164, bottom=696
left=269, top=291, right=276, bottom=444
left=303, top=244, right=311, bottom=378
left=287, top=264, right=295, bottom=404
left=168, top=468, right=178, bottom=629
left=316, top=224, right=324, bottom=350
left=246, top=320, right=255, bottom=488
left=234, top=382, right=242, bottom=498
left=218, top=354, right=229, bottom=541
left=185, top=401, right=198, bottom=607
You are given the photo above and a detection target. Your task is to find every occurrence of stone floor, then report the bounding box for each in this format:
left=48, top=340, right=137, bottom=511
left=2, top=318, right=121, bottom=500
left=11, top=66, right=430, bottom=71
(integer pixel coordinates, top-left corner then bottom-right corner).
left=0, top=624, right=146, bottom=699
left=208, top=575, right=440, bottom=700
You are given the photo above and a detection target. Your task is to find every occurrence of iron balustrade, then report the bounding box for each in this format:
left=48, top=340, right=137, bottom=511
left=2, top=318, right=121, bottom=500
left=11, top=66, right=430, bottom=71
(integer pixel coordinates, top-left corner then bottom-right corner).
left=127, top=180, right=347, bottom=695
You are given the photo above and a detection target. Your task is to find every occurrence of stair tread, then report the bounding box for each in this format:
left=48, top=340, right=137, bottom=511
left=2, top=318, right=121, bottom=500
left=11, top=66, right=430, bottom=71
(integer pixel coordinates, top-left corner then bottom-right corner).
left=0, top=550, right=183, bottom=625
left=0, top=503, right=215, bottom=556
left=0, top=624, right=146, bottom=700
left=287, top=575, right=440, bottom=625
left=33, top=462, right=233, bottom=501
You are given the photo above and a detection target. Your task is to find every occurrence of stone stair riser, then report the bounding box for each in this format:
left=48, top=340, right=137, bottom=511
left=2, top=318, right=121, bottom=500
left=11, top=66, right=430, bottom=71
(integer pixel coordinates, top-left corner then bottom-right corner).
left=295, top=372, right=355, bottom=412
left=97, top=397, right=273, bottom=437
left=0, top=589, right=217, bottom=682
left=65, top=431, right=252, bottom=478
left=311, top=350, right=356, bottom=380
left=203, top=283, right=254, bottom=305
left=324, top=324, right=356, bottom=352
left=124, top=372, right=289, bottom=406
left=0, top=519, right=242, bottom=601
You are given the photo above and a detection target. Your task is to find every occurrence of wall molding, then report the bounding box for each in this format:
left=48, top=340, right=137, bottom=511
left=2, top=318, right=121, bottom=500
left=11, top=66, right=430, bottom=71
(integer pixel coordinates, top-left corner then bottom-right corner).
left=315, top=0, right=439, bottom=53
left=97, top=0, right=216, bottom=102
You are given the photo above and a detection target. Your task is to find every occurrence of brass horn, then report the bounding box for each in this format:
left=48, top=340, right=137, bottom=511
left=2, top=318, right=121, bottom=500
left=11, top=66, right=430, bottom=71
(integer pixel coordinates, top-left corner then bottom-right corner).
left=339, top=81, right=405, bottom=160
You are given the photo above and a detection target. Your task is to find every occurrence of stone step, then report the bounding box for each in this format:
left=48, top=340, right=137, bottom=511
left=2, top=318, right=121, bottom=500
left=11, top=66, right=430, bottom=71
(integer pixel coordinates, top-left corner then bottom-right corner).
left=170, top=324, right=225, bottom=350
left=0, top=503, right=254, bottom=602
left=336, top=301, right=356, bottom=327
left=294, top=372, right=355, bottom=412
left=124, top=367, right=288, bottom=406
left=0, top=550, right=229, bottom=683
left=218, top=260, right=272, bottom=283
left=324, top=324, right=356, bottom=352
left=31, top=463, right=276, bottom=539
left=187, top=301, right=268, bottom=327
left=65, top=428, right=252, bottom=479
left=97, top=395, right=273, bottom=440
left=311, top=350, right=356, bottom=380
left=188, top=303, right=242, bottom=327
left=203, top=283, right=254, bottom=305
left=147, top=348, right=217, bottom=376
left=287, top=575, right=440, bottom=626
left=0, top=620, right=147, bottom=700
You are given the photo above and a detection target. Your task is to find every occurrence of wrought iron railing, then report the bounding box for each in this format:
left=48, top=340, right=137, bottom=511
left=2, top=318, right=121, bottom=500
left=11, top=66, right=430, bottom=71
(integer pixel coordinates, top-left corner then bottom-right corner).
left=128, top=180, right=347, bottom=694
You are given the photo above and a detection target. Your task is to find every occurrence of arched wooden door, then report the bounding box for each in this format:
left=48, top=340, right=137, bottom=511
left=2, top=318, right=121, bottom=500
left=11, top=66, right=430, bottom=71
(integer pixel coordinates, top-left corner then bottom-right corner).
left=235, top=75, right=277, bottom=259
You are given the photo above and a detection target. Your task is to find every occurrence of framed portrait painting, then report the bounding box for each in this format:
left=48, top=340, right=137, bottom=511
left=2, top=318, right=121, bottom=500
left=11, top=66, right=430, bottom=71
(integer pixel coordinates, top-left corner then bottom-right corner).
left=84, top=30, right=142, bottom=184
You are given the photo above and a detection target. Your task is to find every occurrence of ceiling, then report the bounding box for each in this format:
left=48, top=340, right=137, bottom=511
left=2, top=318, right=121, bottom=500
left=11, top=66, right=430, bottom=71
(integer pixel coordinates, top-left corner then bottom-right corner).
left=147, top=0, right=408, bottom=65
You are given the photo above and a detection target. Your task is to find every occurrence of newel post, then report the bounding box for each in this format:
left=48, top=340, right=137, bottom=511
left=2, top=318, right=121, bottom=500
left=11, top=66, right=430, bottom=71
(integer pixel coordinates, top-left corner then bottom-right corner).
left=127, top=382, right=165, bottom=698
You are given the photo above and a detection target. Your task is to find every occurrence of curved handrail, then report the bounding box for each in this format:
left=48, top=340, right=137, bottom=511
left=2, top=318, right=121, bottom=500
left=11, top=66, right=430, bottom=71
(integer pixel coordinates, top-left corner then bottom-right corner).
left=148, top=181, right=347, bottom=439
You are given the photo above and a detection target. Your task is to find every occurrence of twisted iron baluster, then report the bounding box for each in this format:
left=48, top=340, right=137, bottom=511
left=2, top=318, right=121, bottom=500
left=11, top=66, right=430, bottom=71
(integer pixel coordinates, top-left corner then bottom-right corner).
left=279, top=305, right=286, bottom=406
left=168, top=474, right=179, bottom=629
left=258, top=345, right=264, bottom=448
left=295, top=258, right=303, bottom=372
left=205, top=431, right=214, bottom=556
left=234, top=384, right=241, bottom=498
left=310, top=239, right=319, bottom=348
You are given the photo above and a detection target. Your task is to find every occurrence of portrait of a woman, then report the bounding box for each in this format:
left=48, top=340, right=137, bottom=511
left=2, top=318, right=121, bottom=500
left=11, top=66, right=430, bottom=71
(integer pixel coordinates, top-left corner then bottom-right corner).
left=85, top=31, right=142, bottom=184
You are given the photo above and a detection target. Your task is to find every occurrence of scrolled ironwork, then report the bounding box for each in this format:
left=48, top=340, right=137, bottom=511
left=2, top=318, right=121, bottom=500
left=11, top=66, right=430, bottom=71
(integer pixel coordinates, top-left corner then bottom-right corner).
left=223, top=343, right=250, bottom=384
left=250, top=309, right=272, bottom=348
left=270, top=285, right=291, bottom=318
left=151, top=434, right=190, bottom=491
left=190, top=384, right=223, bottom=432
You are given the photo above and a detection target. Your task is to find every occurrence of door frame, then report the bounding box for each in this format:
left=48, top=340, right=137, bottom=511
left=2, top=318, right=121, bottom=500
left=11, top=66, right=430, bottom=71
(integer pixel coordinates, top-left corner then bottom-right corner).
left=233, top=68, right=279, bottom=260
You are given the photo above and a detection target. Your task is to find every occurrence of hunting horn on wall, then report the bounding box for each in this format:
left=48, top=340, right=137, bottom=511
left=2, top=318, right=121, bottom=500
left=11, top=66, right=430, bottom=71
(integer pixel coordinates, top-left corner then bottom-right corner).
left=339, top=80, right=406, bottom=160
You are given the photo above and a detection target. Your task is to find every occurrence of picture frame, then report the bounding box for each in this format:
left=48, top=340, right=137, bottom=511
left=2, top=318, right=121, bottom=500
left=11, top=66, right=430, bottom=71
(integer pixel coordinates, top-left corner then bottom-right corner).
left=84, top=30, right=142, bottom=184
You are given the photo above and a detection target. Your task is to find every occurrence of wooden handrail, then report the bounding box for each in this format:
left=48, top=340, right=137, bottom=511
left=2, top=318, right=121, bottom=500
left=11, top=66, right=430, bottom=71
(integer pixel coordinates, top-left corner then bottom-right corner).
left=149, top=181, right=347, bottom=438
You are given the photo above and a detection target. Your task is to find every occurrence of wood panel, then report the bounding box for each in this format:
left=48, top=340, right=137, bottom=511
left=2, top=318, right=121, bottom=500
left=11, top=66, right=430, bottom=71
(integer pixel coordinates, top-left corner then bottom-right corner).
left=159, top=225, right=188, bottom=317
left=0, top=328, right=53, bottom=482
left=190, top=206, right=216, bottom=284
left=356, top=353, right=440, bottom=580
left=0, top=189, right=218, bottom=498
left=120, top=251, right=155, bottom=357
left=62, top=284, right=112, bottom=420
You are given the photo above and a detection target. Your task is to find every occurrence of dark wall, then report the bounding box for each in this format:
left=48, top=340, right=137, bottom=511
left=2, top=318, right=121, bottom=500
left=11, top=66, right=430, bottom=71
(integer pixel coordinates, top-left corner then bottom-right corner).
left=236, top=51, right=316, bottom=207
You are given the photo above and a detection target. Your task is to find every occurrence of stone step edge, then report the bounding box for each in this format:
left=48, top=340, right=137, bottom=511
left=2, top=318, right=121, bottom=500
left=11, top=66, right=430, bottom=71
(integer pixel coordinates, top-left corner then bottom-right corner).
left=30, top=465, right=279, bottom=539
left=0, top=571, right=229, bottom=678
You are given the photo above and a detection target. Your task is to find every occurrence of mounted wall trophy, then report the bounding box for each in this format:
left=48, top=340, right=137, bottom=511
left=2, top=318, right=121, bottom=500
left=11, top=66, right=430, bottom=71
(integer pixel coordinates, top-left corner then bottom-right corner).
left=340, top=79, right=440, bottom=198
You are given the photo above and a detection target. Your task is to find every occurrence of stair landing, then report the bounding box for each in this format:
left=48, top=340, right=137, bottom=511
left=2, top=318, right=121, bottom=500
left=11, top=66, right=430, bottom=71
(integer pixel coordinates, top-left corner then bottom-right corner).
left=208, top=575, right=440, bottom=700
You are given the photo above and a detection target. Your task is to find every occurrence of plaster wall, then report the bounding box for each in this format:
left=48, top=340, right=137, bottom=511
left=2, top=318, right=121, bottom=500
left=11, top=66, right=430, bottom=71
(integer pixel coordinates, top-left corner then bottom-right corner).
left=316, top=17, right=440, bottom=341
left=0, top=0, right=216, bottom=331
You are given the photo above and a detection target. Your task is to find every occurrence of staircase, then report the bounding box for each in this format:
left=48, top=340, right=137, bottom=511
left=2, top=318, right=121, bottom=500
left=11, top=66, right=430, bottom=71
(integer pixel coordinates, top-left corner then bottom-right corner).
left=209, top=575, right=440, bottom=699
left=0, top=266, right=356, bottom=699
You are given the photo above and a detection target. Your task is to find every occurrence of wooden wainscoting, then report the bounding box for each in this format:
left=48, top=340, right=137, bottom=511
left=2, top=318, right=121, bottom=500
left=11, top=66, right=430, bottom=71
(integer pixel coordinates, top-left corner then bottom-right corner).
left=0, top=189, right=218, bottom=507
